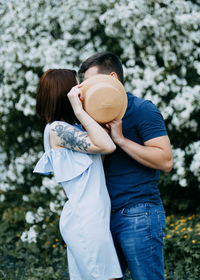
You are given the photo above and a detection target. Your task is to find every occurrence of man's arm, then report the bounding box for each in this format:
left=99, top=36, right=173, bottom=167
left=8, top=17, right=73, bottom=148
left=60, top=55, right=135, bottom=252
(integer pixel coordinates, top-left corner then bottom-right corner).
left=108, top=119, right=173, bottom=172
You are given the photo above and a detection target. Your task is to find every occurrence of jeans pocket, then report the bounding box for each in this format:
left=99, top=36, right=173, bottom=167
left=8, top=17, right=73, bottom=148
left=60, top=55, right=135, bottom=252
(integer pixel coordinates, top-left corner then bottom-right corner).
left=122, top=207, right=148, bottom=217
left=156, top=211, right=166, bottom=237
left=121, top=207, right=150, bottom=234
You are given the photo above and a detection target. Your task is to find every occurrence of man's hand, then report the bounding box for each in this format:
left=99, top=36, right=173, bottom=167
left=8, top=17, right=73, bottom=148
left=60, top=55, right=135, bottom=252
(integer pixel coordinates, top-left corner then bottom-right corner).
left=106, top=119, right=125, bottom=144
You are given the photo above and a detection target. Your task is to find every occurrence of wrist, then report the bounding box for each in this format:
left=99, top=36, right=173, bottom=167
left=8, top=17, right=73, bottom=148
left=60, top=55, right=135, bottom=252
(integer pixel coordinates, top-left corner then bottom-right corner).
left=115, top=135, right=126, bottom=146
left=74, top=108, right=85, bottom=118
left=75, top=110, right=97, bottom=127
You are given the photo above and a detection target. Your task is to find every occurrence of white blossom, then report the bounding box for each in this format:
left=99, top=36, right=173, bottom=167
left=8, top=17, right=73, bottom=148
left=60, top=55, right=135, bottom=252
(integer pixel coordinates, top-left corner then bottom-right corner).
left=49, top=201, right=61, bottom=215
left=25, top=211, right=35, bottom=224
left=22, top=195, right=30, bottom=202
left=21, top=225, right=38, bottom=243
left=186, top=141, right=200, bottom=182
left=25, top=207, right=46, bottom=224
left=171, top=147, right=187, bottom=187
left=0, top=194, right=6, bottom=202
left=42, top=177, right=59, bottom=195
left=35, top=207, right=45, bottom=223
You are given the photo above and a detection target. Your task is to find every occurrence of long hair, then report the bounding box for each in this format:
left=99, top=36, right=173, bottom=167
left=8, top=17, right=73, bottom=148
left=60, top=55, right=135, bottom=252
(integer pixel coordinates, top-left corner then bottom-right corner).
left=36, top=69, right=79, bottom=124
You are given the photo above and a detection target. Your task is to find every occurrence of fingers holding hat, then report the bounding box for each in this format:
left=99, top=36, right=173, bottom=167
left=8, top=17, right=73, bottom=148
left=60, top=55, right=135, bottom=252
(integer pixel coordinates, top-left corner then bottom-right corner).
left=77, top=83, right=84, bottom=101
left=67, top=85, right=84, bottom=112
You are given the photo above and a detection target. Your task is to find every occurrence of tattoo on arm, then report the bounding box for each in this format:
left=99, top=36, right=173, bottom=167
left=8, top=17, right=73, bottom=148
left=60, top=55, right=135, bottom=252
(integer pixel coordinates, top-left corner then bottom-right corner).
left=52, top=124, right=91, bottom=152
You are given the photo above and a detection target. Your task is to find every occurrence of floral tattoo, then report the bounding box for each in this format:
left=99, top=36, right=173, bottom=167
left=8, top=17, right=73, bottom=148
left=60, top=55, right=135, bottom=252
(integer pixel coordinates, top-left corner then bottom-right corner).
left=52, top=124, right=91, bottom=152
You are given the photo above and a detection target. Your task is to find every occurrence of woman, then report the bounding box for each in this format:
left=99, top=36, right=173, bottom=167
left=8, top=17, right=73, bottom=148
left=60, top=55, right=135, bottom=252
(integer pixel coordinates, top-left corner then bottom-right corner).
left=33, top=69, right=122, bottom=280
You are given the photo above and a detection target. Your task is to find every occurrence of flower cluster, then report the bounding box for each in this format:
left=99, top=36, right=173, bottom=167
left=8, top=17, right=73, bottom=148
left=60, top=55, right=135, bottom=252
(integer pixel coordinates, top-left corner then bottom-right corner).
left=186, top=141, right=200, bottom=181
left=165, top=214, right=200, bottom=240
left=171, top=147, right=187, bottom=187
left=21, top=225, right=38, bottom=243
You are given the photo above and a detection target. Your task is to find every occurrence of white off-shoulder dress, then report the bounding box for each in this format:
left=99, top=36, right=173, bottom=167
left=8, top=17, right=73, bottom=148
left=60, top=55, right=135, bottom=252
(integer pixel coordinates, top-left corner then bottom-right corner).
left=33, top=122, right=122, bottom=280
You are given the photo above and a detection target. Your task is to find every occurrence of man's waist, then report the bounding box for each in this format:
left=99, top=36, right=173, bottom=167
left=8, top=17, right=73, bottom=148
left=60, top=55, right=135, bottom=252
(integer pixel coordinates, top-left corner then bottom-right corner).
left=111, top=195, right=162, bottom=213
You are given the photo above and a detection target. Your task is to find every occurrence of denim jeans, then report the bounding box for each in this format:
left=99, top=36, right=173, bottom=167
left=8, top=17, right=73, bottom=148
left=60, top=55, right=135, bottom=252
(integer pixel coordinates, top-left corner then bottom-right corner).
left=110, top=203, right=166, bottom=280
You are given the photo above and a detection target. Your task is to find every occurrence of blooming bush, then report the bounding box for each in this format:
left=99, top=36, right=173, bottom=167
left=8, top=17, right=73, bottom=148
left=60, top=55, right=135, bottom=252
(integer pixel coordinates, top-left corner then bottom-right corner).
left=0, top=0, right=200, bottom=278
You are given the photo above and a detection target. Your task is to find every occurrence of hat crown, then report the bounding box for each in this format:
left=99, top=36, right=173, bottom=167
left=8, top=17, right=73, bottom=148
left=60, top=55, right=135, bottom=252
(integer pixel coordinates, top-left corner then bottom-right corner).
left=81, top=74, right=127, bottom=124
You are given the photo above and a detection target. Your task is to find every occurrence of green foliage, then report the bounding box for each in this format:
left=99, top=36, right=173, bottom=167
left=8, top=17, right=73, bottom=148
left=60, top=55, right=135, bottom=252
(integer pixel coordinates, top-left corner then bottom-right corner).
left=1, top=211, right=199, bottom=279
left=0, top=203, right=69, bottom=279
left=160, top=173, right=200, bottom=214
left=164, top=214, right=200, bottom=280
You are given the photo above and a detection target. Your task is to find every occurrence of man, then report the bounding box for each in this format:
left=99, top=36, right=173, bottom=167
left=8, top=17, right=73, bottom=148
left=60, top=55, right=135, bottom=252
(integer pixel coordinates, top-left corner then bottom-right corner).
left=79, top=51, right=173, bottom=280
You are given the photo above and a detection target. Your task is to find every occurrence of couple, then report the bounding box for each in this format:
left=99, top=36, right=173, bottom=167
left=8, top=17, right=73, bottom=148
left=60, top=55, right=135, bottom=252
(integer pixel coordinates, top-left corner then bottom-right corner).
left=34, top=51, right=173, bottom=280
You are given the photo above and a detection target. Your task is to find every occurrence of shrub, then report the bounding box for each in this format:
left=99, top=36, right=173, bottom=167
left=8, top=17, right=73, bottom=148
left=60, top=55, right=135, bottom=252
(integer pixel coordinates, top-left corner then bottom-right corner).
left=164, top=214, right=200, bottom=279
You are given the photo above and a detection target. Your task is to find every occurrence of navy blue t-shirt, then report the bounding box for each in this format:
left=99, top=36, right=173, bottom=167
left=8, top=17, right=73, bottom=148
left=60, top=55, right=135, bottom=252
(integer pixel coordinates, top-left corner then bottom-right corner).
left=104, top=92, right=168, bottom=210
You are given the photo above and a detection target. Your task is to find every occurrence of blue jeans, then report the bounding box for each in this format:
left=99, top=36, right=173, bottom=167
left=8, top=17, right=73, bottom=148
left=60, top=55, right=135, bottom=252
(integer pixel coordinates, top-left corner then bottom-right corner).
left=110, top=203, right=166, bottom=280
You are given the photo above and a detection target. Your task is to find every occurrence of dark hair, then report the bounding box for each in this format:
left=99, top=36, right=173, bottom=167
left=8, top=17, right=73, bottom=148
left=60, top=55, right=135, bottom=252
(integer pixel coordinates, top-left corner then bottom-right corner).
left=79, top=51, right=124, bottom=83
left=36, top=69, right=79, bottom=124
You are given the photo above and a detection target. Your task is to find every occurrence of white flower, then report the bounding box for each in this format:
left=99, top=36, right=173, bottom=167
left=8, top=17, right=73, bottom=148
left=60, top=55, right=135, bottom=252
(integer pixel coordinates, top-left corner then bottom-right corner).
left=42, top=177, right=58, bottom=195
left=186, top=141, right=200, bottom=181
left=171, top=147, right=187, bottom=187
left=177, top=167, right=185, bottom=176
left=25, top=211, right=35, bottom=224
left=22, top=195, right=30, bottom=202
left=35, top=207, right=45, bottom=223
left=0, top=194, right=5, bottom=202
left=21, top=226, right=37, bottom=243
left=49, top=201, right=61, bottom=214
left=179, top=179, right=187, bottom=187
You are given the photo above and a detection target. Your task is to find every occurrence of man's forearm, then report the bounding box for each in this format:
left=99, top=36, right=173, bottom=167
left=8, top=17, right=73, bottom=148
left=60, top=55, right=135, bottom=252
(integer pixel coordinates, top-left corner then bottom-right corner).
left=116, top=136, right=173, bottom=172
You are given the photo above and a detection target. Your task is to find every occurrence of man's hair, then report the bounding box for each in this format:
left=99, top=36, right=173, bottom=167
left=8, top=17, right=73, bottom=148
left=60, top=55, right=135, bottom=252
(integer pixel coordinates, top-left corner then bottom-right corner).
left=79, top=51, right=124, bottom=83
left=36, top=69, right=79, bottom=124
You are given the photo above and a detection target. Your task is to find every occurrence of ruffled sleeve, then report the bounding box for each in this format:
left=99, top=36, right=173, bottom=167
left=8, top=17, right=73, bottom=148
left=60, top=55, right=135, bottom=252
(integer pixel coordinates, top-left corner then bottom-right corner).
left=33, top=151, right=53, bottom=175
left=33, top=148, right=93, bottom=183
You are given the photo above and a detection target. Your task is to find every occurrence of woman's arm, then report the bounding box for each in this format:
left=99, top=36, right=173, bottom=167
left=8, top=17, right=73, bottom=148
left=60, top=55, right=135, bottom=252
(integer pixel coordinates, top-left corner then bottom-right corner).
left=50, top=85, right=116, bottom=154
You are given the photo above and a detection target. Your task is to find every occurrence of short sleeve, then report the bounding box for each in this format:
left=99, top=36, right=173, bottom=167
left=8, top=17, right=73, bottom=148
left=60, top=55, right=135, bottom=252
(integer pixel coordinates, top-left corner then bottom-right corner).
left=33, top=148, right=93, bottom=183
left=136, top=100, right=167, bottom=142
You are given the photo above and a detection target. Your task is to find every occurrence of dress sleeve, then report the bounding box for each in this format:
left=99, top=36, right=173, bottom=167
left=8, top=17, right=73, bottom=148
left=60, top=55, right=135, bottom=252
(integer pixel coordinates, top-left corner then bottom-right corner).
left=33, top=152, right=53, bottom=175
left=136, top=100, right=167, bottom=143
left=33, top=148, right=93, bottom=183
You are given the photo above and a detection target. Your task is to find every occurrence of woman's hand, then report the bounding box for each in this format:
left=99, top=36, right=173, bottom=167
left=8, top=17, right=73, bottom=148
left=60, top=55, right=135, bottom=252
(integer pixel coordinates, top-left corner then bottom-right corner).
left=67, top=85, right=84, bottom=114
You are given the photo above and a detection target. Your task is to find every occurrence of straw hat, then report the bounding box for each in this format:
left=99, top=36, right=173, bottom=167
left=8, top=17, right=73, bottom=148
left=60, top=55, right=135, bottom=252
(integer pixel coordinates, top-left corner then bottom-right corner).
left=81, top=74, right=127, bottom=124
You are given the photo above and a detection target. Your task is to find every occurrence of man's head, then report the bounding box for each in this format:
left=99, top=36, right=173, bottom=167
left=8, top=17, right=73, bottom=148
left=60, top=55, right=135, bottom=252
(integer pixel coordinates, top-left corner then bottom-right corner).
left=79, top=51, right=124, bottom=83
